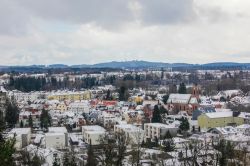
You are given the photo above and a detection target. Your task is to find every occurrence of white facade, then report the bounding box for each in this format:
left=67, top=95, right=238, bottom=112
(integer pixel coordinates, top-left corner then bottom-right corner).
left=114, top=124, right=144, bottom=144
left=9, top=128, right=31, bottom=150
left=45, top=133, right=66, bottom=149
left=144, top=123, right=179, bottom=140
left=68, top=101, right=90, bottom=113
left=9, top=91, right=46, bottom=102
left=45, top=127, right=68, bottom=148
left=82, top=125, right=106, bottom=145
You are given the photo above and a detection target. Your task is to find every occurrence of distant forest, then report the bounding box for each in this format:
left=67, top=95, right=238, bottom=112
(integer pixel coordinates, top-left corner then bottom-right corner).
left=8, top=75, right=117, bottom=92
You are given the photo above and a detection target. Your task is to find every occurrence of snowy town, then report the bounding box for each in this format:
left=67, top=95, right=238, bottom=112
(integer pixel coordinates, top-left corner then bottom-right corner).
left=0, top=69, right=250, bottom=166
left=1, top=1, right=250, bottom=165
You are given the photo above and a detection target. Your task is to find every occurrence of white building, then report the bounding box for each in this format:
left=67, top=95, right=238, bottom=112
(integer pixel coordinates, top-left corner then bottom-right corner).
left=99, top=112, right=118, bottom=128
left=82, top=125, right=106, bottom=145
left=9, top=91, right=46, bottom=102
left=9, top=128, right=31, bottom=150
left=144, top=123, right=179, bottom=140
left=114, top=124, right=144, bottom=144
left=45, top=127, right=68, bottom=149
left=68, top=101, right=90, bottom=114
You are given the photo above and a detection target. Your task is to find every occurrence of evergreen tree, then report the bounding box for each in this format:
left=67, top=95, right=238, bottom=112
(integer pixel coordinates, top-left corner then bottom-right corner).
left=178, top=82, right=187, bottom=94
left=119, top=86, right=127, bottom=101
left=162, top=94, right=169, bottom=104
left=106, top=89, right=111, bottom=100
left=152, top=105, right=161, bottom=123
left=5, top=101, right=19, bottom=127
left=0, top=136, right=16, bottom=166
left=86, top=142, right=96, bottom=166
left=20, top=120, right=24, bottom=128
left=192, top=126, right=195, bottom=133
left=179, top=117, right=190, bottom=133
left=28, top=114, right=33, bottom=128
left=40, top=109, right=51, bottom=130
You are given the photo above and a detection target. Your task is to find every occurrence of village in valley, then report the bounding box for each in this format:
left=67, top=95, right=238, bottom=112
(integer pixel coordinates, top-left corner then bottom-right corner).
left=0, top=66, right=250, bottom=166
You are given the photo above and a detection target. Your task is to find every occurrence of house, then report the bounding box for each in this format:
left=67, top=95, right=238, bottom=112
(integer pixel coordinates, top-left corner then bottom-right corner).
left=208, top=126, right=238, bottom=137
left=198, top=111, right=244, bottom=129
left=216, top=89, right=243, bottom=100
left=9, top=128, right=31, bottom=150
left=123, top=110, right=144, bottom=124
left=45, top=127, right=68, bottom=149
left=82, top=125, right=106, bottom=145
left=19, top=110, right=41, bottom=127
left=144, top=123, right=179, bottom=140
left=68, top=101, right=90, bottom=114
left=24, top=144, right=64, bottom=166
left=56, top=102, right=68, bottom=112
left=236, top=124, right=250, bottom=136
left=99, top=113, right=117, bottom=128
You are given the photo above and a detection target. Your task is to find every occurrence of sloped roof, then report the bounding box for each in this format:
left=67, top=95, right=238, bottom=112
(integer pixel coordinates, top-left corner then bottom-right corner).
left=167, top=93, right=191, bottom=104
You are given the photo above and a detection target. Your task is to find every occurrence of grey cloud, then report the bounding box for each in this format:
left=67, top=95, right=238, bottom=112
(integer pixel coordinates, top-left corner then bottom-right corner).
left=139, top=0, right=196, bottom=24
left=1, top=0, right=196, bottom=31
left=15, top=0, right=134, bottom=27
left=17, top=0, right=196, bottom=25
left=0, top=0, right=31, bottom=35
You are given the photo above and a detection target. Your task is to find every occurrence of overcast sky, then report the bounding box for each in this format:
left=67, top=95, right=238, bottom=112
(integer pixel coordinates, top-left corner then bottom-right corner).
left=0, top=0, right=250, bottom=65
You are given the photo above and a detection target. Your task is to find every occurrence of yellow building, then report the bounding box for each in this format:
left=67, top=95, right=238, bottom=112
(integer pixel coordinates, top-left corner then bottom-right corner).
left=48, top=91, right=91, bottom=101
left=198, top=111, right=244, bottom=129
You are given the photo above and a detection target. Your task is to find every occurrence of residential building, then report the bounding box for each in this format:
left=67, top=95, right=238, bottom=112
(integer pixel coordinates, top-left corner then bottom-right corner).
left=114, top=124, right=144, bottom=144
left=19, top=110, right=41, bottom=127
left=9, top=128, right=31, bottom=150
left=144, top=123, right=179, bottom=140
left=82, top=125, right=106, bottom=145
left=47, top=91, right=91, bottom=101
left=45, top=127, right=68, bottom=149
left=198, top=111, right=244, bottom=129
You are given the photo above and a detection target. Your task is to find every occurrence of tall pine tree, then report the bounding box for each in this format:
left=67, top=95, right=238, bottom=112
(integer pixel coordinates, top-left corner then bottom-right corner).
left=152, top=105, right=161, bottom=123
left=5, top=101, right=19, bottom=127
left=28, top=114, right=33, bottom=128
left=178, top=82, right=187, bottom=94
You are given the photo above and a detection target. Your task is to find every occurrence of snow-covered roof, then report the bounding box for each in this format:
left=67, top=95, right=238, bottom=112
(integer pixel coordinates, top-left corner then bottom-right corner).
left=48, top=127, right=67, bottom=133
left=224, top=134, right=250, bottom=142
left=10, top=128, right=31, bottom=135
left=238, top=112, right=250, bottom=119
left=0, top=86, right=7, bottom=93
left=115, top=124, right=142, bottom=132
left=82, top=125, right=105, bottom=132
left=167, top=94, right=191, bottom=104
left=19, top=111, right=41, bottom=116
left=237, top=124, right=250, bottom=129
left=34, top=134, right=44, bottom=144
left=205, top=111, right=233, bottom=118
left=145, top=123, right=178, bottom=129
